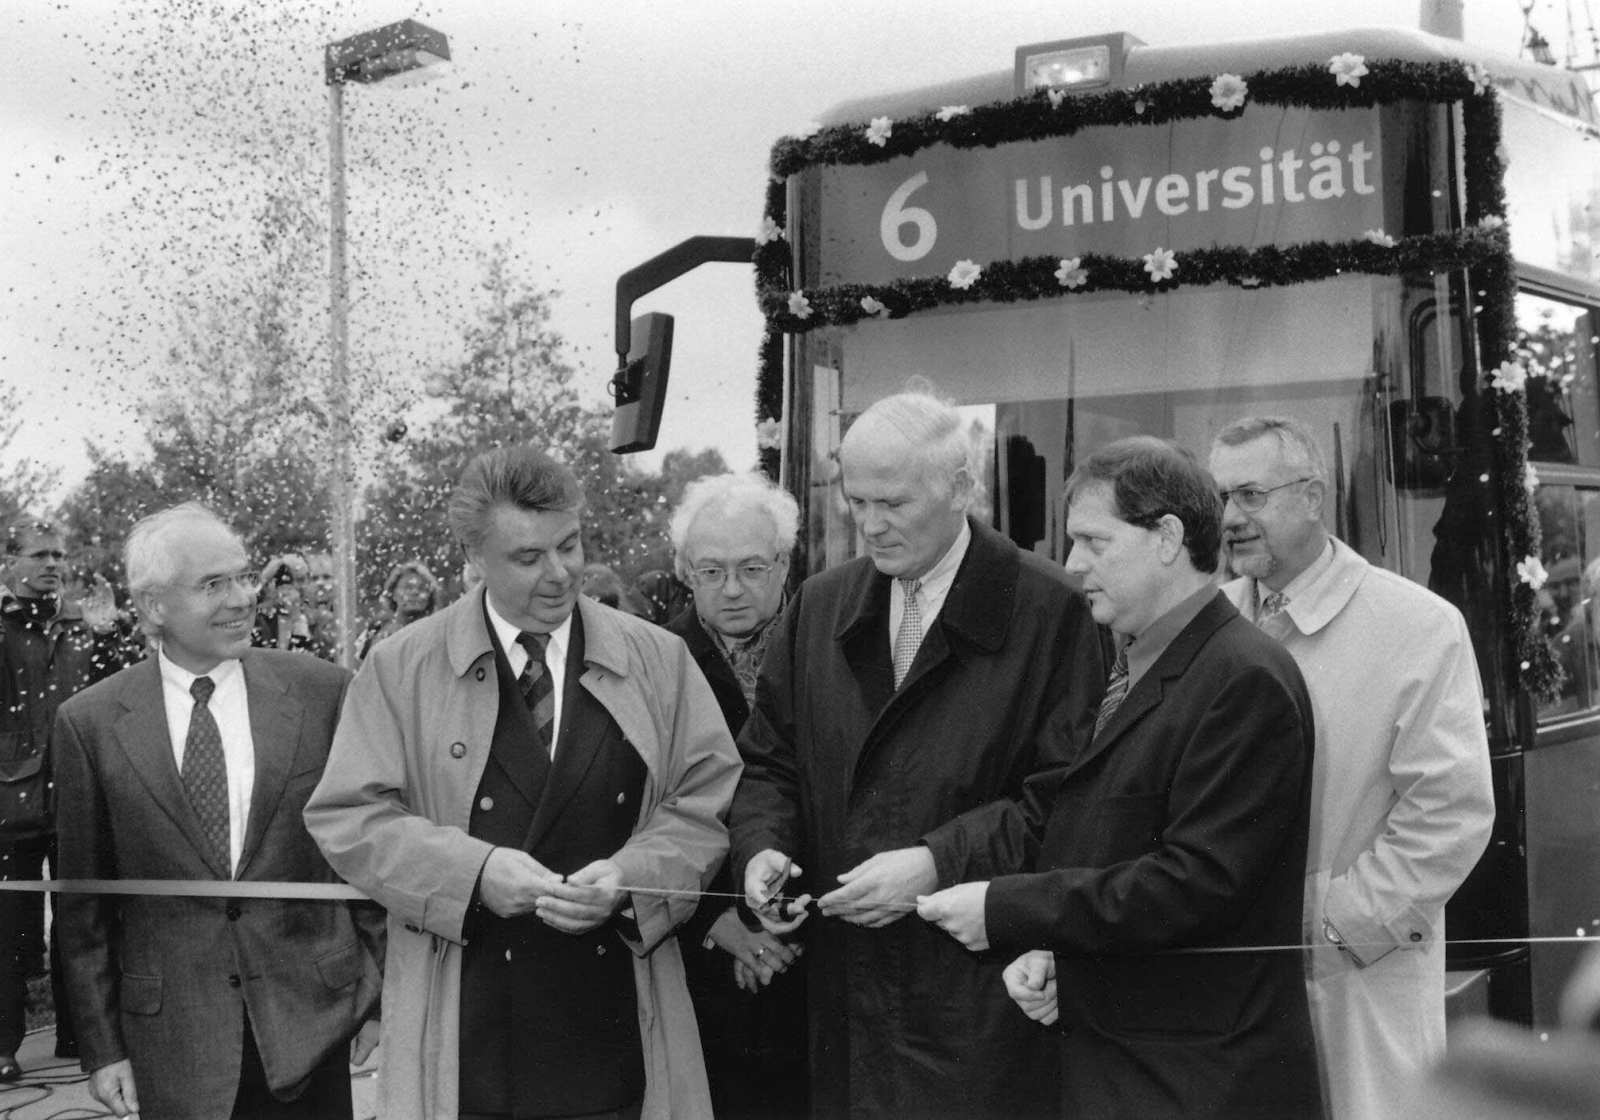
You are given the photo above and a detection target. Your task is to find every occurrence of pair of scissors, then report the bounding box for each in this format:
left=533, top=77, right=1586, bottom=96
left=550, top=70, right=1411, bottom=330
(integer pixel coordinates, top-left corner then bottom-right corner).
left=760, top=856, right=813, bottom=921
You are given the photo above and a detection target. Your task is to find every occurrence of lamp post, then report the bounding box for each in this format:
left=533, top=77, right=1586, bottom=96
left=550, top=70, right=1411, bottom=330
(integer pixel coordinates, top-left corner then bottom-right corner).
left=324, top=19, right=451, bottom=667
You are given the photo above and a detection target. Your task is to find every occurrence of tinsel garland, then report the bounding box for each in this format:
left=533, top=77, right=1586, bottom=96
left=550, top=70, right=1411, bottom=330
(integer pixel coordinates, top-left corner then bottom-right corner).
left=749, top=56, right=1558, bottom=698
left=758, top=229, right=1510, bottom=328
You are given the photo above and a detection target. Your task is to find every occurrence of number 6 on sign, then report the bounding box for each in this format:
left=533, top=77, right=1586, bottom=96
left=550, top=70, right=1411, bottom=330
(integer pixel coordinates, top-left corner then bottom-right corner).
left=880, top=171, right=937, bottom=262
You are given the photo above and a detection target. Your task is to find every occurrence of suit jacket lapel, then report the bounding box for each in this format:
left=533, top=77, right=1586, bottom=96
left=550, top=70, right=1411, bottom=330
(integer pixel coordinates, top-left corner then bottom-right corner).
left=524, top=613, right=605, bottom=850
left=108, top=660, right=225, bottom=877
left=237, top=653, right=304, bottom=879
left=1064, top=593, right=1235, bottom=776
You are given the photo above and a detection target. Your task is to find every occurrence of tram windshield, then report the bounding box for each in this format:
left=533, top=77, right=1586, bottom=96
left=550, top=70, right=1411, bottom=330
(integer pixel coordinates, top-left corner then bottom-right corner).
left=800, top=272, right=1483, bottom=601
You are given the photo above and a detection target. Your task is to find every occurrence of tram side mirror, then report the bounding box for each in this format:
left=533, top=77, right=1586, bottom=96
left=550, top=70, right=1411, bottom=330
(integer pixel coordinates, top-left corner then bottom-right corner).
left=1388, top=396, right=1457, bottom=490
left=610, top=312, right=675, bottom=453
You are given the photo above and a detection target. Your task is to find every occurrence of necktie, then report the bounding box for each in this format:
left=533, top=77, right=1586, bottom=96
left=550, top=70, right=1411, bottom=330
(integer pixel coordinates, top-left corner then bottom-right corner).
left=182, top=676, right=230, bottom=874
left=516, top=632, right=556, bottom=756
left=1093, top=646, right=1130, bottom=740
left=892, top=579, right=923, bottom=689
left=1258, top=590, right=1289, bottom=624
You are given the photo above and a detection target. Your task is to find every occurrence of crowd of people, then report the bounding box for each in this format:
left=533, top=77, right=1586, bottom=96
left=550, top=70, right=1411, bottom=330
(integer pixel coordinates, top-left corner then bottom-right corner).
left=1, top=385, right=1596, bottom=1119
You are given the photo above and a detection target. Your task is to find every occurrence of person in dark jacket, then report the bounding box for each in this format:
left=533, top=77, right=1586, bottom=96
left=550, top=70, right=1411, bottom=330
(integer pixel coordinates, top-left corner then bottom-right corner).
left=250, top=553, right=330, bottom=659
left=919, top=437, right=1323, bottom=1119
left=666, top=472, right=807, bottom=1119
left=0, top=518, right=128, bottom=1077
left=730, top=388, right=1105, bottom=1120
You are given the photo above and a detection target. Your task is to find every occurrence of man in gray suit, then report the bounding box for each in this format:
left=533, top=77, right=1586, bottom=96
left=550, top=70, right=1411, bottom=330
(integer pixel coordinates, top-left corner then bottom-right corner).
left=53, top=503, right=383, bottom=1120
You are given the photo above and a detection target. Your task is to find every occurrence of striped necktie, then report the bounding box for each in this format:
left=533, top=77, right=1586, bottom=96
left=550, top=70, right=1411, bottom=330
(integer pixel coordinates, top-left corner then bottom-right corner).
left=892, top=579, right=923, bottom=689
left=182, top=676, right=231, bottom=874
left=516, top=632, right=556, bottom=756
left=1093, top=646, right=1130, bottom=740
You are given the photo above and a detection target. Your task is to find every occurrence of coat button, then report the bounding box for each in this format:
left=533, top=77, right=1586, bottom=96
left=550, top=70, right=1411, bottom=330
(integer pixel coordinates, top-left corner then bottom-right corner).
left=596, top=945, right=606, bottom=957
left=227, top=974, right=241, bottom=988
left=450, top=742, right=466, bottom=759
left=505, top=949, right=513, bottom=962
left=225, top=905, right=241, bottom=921
left=616, top=792, right=625, bottom=805
left=1410, top=931, right=1423, bottom=942
left=475, top=668, right=486, bottom=681
left=479, top=796, right=494, bottom=812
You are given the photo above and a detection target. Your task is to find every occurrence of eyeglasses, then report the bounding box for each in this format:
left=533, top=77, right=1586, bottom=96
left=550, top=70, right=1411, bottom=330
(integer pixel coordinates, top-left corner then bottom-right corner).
left=188, top=571, right=262, bottom=599
left=689, top=559, right=779, bottom=589
left=1218, top=478, right=1312, bottom=513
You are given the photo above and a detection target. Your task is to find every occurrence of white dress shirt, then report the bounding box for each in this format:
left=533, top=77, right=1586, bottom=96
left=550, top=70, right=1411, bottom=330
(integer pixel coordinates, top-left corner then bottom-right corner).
left=158, top=650, right=254, bottom=877
left=485, top=597, right=572, bottom=758
left=888, top=519, right=972, bottom=646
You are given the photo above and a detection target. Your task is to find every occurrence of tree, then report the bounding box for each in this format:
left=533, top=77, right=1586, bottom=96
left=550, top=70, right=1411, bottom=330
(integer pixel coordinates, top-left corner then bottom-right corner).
left=0, top=385, right=62, bottom=527
left=360, top=249, right=716, bottom=614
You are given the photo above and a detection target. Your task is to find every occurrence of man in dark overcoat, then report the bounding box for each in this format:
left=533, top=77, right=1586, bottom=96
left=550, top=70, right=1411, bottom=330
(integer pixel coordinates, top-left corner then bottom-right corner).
left=920, top=436, right=1323, bottom=1119
left=730, top=388, right=1104, bottom=1119
left=666, top=471, right=807, bottom=1119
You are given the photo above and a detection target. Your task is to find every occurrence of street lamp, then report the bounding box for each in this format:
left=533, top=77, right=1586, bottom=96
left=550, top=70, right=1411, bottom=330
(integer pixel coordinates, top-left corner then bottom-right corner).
left=323, top=19, right=451, bottom=667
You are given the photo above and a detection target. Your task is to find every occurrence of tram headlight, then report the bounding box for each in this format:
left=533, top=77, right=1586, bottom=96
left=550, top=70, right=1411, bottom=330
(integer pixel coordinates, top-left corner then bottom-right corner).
left=1014, top=33, right=1141, bottom=97
left=1018, top=45, right=1111, bottom=91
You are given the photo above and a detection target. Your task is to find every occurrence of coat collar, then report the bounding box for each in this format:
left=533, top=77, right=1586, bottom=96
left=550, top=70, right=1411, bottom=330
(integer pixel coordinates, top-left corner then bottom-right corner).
left=1221, top=537, right=1368, bottom=638
left=834, top=518, right=1018, bottom=654
left=444, top=587, right=631, bottom=680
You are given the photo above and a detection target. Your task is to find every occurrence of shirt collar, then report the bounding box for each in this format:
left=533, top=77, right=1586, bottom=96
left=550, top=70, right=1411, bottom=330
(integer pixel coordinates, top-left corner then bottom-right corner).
left=911, top=518, right=971, bottom=596
left=484, top=594, right=572, bottom=667
left=1126, top=583, right=1217, bottom=689
left=157, top=647, right=244, bottom=693
left=1257, top=537, right=1335, bottom=618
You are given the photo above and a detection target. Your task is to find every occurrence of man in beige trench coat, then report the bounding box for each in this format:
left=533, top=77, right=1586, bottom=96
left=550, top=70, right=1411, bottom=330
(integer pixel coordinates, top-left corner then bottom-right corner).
left=1210, top=416, right=1495, bottom=1120
left=305, top=445, right=741, bottom=1120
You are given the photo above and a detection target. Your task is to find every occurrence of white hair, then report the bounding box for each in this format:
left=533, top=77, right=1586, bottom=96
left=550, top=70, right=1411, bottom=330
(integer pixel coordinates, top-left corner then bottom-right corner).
left=669, top=472, right=800, bottom=580
left=1212, top=415, right=1329, bottom=484
left=124, top=502, right=243, bottom=595
left=839, top=382, right=986, bottom=503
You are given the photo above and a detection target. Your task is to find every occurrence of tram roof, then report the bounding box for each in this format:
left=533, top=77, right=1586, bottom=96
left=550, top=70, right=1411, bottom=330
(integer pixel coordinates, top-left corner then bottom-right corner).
left=817, top=26, right=1595, bottom=126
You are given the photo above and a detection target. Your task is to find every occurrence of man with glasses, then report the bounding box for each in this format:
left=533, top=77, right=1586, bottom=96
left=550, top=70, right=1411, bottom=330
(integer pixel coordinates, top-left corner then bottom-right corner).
left=1210, top=416, right=1494, bottom=1120
left=0, top=518, right=127, bottom=1078
left=52, top=502, right=383, bottom=1120
left=666, top=472, right=806, bottom=1119
left=730, top=388, right=1104, bottom=1119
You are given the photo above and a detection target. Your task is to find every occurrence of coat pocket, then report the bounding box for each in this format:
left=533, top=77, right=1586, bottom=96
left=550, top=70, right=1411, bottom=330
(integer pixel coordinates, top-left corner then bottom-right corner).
left=0, top=732, right=50, bottom=836
left=120, top=972, right=163, bottom=1016
left=314, top=941, right=363, bottom=991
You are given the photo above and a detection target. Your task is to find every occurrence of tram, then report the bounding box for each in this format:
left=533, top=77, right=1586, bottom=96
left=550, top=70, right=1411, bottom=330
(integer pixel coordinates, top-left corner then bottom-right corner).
left=609, top=25, right=1600, bottom=1028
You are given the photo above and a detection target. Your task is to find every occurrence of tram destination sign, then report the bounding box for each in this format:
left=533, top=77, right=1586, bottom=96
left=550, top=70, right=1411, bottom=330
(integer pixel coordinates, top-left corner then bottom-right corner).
left=818, top=105, right=1387, bottom=286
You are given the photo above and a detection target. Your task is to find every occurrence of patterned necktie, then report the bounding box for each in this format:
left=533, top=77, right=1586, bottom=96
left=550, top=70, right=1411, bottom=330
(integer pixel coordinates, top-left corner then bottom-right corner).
left=1258, top=590, right=1289, bottom=627
left=516, top=632, right=556, bottom=756
left=182, top=676, right=230, bottom=874
left=892, top=579, right=923, bottom=689
left=1093, top=646, right=1130, bottom=739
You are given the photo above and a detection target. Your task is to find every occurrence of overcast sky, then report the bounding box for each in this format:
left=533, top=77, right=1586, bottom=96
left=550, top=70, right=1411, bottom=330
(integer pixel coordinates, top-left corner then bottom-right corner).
left=0, top=0, right=1544, bottom=494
